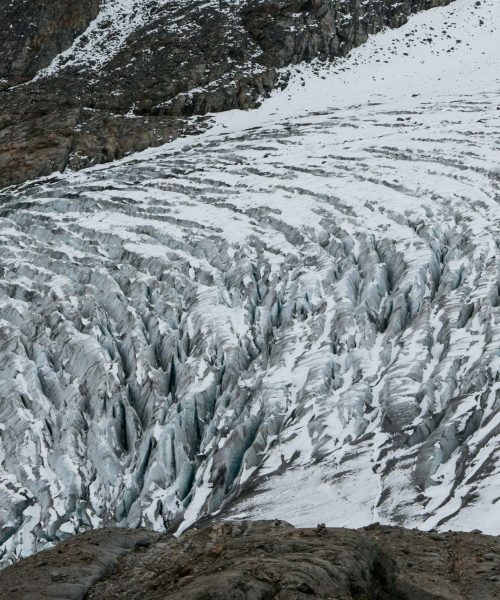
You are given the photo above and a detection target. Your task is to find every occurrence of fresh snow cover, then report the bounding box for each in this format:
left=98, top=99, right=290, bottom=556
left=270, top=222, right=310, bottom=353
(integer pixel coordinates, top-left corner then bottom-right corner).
left=0, top=0, right=499, bottom=566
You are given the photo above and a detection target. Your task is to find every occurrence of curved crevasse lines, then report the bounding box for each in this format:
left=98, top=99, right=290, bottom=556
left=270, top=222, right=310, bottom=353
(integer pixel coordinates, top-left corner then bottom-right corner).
left=0, top=87, right=498, bottom=563
left=0, top=0, right=498, bottom=567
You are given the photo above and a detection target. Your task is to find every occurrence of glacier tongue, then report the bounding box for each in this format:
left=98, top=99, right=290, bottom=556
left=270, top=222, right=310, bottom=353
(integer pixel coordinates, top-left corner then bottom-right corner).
left=0, top=0, right=499, bottom=565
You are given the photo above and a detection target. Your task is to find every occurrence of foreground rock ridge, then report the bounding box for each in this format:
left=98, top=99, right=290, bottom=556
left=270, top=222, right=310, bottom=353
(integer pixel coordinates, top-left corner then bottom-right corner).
left=0, top=0, right=499, bottom=568
left=0, top=521, right=499, bottom=599
left=0, top=0, right=454, bottom=188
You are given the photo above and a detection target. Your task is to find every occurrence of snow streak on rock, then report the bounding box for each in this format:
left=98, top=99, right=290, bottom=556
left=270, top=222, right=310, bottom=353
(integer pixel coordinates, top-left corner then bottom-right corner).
left=33, top=0, right=245, bottom=80
left=0, top=0, right=498, bottom=565
left=33, top=0, right=190, bottom=78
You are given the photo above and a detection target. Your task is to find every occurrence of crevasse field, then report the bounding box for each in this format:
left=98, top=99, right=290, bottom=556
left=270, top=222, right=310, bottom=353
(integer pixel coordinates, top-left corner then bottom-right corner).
left=0, top=0, right=498, bottom=565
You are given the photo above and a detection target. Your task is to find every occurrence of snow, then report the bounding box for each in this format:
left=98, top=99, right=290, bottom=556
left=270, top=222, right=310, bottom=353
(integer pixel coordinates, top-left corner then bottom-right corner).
left=0, top=0, right=498, bottom=567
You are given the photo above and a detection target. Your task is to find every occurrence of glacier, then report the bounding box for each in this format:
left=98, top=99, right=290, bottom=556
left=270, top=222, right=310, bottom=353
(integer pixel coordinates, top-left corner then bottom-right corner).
left=0, top=0, right=499, bottom=565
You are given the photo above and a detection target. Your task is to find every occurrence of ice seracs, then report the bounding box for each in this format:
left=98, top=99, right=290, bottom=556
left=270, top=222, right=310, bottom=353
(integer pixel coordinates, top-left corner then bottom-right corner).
left=0, top=0, right=498, bottom=566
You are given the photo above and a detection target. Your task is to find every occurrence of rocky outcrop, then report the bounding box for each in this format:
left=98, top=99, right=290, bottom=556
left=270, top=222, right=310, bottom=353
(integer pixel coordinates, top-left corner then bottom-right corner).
left=0, top=0, right=99, bottom=88
left=0, top=0, right=454, bottom=188
left=0, top=528, right=162, bottom=600
left=0, top=521, right=499, bottom=599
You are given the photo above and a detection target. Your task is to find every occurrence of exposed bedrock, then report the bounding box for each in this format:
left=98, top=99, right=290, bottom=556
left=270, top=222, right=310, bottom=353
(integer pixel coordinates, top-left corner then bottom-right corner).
left=0, top=0, right=454, bottom=188
left=0, top=0, right=99, bottom=88
left=1, top=521, right=499, bottom=600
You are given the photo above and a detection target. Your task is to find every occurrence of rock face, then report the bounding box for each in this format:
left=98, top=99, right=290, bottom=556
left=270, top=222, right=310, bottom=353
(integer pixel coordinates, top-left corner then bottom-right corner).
left=0, top=0, right=454, bottom=189
left=0, top=528, right=162, bottom=600
left=0, top=521, right=499, bottom=600
left=0, top=0, right=99, bottom=87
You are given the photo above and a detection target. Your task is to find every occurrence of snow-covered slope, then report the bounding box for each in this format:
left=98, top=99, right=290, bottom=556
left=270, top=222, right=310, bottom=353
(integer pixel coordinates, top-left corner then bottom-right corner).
left=0, top=0, right=498, bottom=565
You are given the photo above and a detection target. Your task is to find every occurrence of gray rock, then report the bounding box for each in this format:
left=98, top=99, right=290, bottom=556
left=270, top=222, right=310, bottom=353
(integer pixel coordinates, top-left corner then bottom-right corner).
left=1, top=522, right=499, bottom=600
left=0, top=0, right=454, bottom=188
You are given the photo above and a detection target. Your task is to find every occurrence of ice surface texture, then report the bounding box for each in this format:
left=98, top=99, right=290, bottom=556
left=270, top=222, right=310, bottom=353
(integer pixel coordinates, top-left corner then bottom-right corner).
left=0, top=0, right=498, bottom=565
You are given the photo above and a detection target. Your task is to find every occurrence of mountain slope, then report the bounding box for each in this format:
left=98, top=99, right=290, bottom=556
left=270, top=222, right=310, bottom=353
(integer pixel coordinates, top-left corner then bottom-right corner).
left=0, top=0, right=498, bottom=567
left=0, top=0, right=453, bottom=188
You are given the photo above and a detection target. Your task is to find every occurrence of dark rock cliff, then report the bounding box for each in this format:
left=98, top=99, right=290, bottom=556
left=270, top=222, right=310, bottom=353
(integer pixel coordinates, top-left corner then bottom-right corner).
left=0, top=0, right=99, bottom=88
left=0, top=0, right=454, bottom=188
